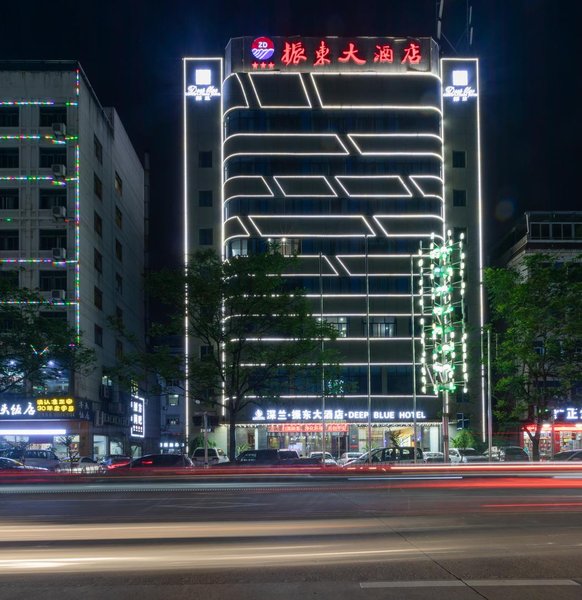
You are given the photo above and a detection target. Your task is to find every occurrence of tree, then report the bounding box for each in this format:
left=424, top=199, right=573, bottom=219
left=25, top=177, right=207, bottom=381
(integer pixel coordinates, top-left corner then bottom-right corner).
left=141, top=249, right=339, bottom=460
left=0, top=284, right=95, bottom=395
left=451, top=429, right=475, bottom=450
left=484, top=255, right=582, bottom=460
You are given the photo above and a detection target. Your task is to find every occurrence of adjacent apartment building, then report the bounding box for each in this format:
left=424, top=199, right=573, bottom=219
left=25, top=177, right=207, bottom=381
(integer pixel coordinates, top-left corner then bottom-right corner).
left=0, top=61, right=153, bottom=459
left=183, top=37, right=484, bottom=455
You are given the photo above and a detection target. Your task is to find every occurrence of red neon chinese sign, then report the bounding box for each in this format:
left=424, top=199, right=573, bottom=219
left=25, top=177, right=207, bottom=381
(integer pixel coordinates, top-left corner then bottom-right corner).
left=281, top=41, right=307, bottom=66
left=267, top=423, right=349, bottom=433
left=314, top=40, right=331, bottom=66
left=338, top=42, right=366, bottom=65
left=401, top=42, right=422, bottom=64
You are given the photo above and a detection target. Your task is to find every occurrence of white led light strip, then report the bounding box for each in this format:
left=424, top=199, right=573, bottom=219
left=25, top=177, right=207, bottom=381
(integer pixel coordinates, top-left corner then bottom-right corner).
left=248, top=72, right=312, bottom=108
left=223, top=132, right=350, bottom=158
left=247, top=214, right=376, bottom=238
left=223, top=73, right=250, bottom=117
left=224, top=175, right=274, bottom=205
left=334, top=175, right=412, bottom=198
left=273, top=175, right=337, bottom=197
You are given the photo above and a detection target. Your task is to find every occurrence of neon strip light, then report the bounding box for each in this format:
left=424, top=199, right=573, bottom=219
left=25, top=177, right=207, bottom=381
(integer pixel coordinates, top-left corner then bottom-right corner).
left=247, top=215, right=376, bottom=238
left=273, top=175, right=337, bottom=197
left=248, top=72, right=312, bottom=109
left=223, top=73, right=250, bottom=117
left=347, top=133, right=443, bottom=159
left=224, top=175, right=274, bottom=204
left=409, top=175, right=444, bottom=200
left=277, top=254, right=339, bottom=277
left=334, top=175, right=412, bottom=198
left=223, top=216, right=251, bottom=244
left=373, top=215, right=444, bottom=239
left=223, top=132, right=350, bottom=158
left=74, top=143, right=80, bottom=338
left=0, top=429, right=67, bottom=436
left=336, top=255, right=428, bottom=277
left=0, top=259, right=76, bottom=265
left=0, top=135, right=78, bottom=143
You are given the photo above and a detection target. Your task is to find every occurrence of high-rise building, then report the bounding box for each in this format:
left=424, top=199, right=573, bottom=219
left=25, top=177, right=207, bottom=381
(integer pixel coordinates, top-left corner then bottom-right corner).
left=0, top=61, right=153, bottom=459
left=183, top=37, right=484, bottom=456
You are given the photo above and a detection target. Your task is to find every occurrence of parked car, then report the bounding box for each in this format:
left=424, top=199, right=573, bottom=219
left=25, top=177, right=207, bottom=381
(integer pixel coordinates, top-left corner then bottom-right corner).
left=1, top=449, right=61, bottom=470
left=110, top=454, right=194, bottom=471
left=448, top=448, right=486, bottom=463
left=98, top=455, right=132, bottom=472
left=192, top=447, right=230, bottom=466
left=551, top=450, right=582, bottom=461
left=344, top=447, right=423, bottom=466
left=58, top=456, right=100, bottom=473
left=0, top=457, right=49, bottom=472
left=309, top=451, right=338, bottom=466
left=483, top=446, right=529, bottom=462
left=232, top=449, right=320, bottom=466
left=423, top=451, right=445, bottom=463
left=278, top=449, right=301, bottom=460
left=338, top=452, right=363, bottom=465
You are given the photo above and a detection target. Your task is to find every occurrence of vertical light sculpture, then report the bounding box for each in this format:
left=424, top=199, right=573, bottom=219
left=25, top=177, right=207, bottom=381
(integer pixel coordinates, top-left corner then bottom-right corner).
left=418, top=231, right=467, bottom=461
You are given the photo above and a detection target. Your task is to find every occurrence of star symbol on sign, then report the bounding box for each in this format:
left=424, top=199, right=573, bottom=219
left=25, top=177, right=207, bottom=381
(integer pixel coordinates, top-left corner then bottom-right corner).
left=268, top=62, right=275, bottom=69
left=260, top=61, right=267, bottom=69
left=252, top=62, right=259, bottom=69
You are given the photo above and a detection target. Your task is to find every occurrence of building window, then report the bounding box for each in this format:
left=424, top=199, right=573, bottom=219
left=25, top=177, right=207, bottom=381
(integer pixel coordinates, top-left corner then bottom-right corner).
left=0, top=107, right=19, bottom=127
left=0, top=189, right=19, bottom=210
left=94, top=211, right=103, bottom=237
left=94, top=324, right=103, bottom=347
left=115, top=239, right=123, bottom=262
left=280, top=238, right=301, bottom=256
left=39, top=229, right=67, bottom=251
left=166, top=417, right=180, bottom=426
left=0, top=148, right=19, bottom=169
left=39, top=270, right=67, bottom=292
left=0, top=230, right=19, bottom=251
left=452, top=189, right=467, bottom=207
left=368, top=317, right=396, bottom=338
left=115, top=273, right=123, bottom=295
left=115, top=306, right=123, bottom=328
left=230, top=238, right=248, bottom=257
left=198, top=151, right=212, bottom=168
left=115, top=340, right=123, bottom=361
left=94, top=286, right=103, bottom=310
left=324, top=317, right=348, bottom=338
left=0, top=270, right=19, bottom=288
left=114, top=172, right=123, bottom=196
left=199, top=228, right=213, bottom=246
left=199, top=190, right=213, bottom=207
left=115, top=206, right=123, bottom=229
left=94, top=173, right=103, bottom=199
left=40, top=311, right=67, bottom=322
left=39, top=148, right=66, bottom=169
left=40, top=189, right=66, bottom=209
left=168, top=394, right=180, bottom=406
left=39, top=106, right=67, bottom=127
left=94, top=248, right=102, bottom=273
left=94, top=134, right=103, bottom=164
left=452, top=150, right=466, bottom=168
left=200, top=345, right=213, bottom=361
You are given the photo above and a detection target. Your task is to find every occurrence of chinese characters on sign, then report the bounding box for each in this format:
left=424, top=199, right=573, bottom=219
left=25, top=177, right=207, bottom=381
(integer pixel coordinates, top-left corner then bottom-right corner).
left=250, top=37, right=425, bottom=70
left=268, top=423, right=349, bottom=433
left=0, top=401, right=36, bottom=417
left=130, top=396, right=145, bottom=438
left=251, top=408, right=427, bottom=423
left=554, top=407, right=582, bottom=422
left=0, top=397, right=87, bottom=419
left=36, top=397, right=75, bottom=414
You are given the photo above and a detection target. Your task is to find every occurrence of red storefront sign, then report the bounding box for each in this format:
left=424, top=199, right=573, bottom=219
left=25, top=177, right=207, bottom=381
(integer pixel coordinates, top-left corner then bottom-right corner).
left=268, top=422, right=349, bottom=433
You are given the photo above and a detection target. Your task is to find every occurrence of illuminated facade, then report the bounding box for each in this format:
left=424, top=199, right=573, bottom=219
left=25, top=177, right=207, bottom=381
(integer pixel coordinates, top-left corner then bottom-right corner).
left=184, top=37, right=484, bottom=455
left=0, top=61, right=150, bottom=459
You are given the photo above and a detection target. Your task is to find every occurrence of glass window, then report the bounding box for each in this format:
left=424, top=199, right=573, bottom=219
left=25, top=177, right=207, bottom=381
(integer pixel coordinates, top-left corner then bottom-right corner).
left=39, top=270, right=67, bottom=291
left=368, top=317, right=396, bottom=338
left=94, top=324, right=103, bottom=347
left=94, top=173, right=102, bottom=199
left=324, top=316, right=348, bottom=338
left=0, top=148, right=19, bottom=168
left=0, top=189, right=19, bottom=210
left=115, top=206, right=123, bottom=229
left=115, top=273, right=123, bottom=295
left=39, top=189, right=66, bottom=209
left=39, top=229, right=67, bottom=250
left=94, top=135, right=103, bottom=164
left=94, top=211, right=102, bottom=236
left=452, top=150, right=466, bottom=168
left=168, top=394, right=180, bottom=406
left=39, top=148, right=66, bottom=168
left=199, top=190, right=213, bottom=207
left=230, top=239, right=248, bottom=257
left=0, top=270, right=19, bottom=288
left=0, top=230, right=19, bottom=251
left=94, top=286, right=103, bottom=310
left=0, top=107, right=19, bottom=127
left=39, top=106, right=67, bottom=127
left=114, top=172, right=123, bottom=196
left=94, top=248, right=102, bottom=273
left=115, top=239, right=123, bottom=261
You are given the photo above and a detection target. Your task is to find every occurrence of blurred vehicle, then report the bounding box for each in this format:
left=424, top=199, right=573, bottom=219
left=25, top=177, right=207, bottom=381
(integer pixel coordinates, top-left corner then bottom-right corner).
left=423, top=451, right=445, bottom=463
left=449, top=448, right=486, bottom=463
left=98, top=455, right=132, bottom=472
left=344, top=447, right=423, bottom=466
left=309, top=451, right=338, bottom=465
left=278, top=449, right=301, bottom=460
left=338, top=452, right=362, bottom=465
left=1, top=448, right=61, bottom=470
left=483, top=446, right=529, bottom=462
left=121, top=454, right=194, bottom=469
left=58, top=456, right=99, bottom=473
left=234, top=449, right=283, bottom=465
left=0, top=457, right=49, bottom=472
left=551, top=449, right=582, bottom=461
left=192, top=447, right=230, bottom=466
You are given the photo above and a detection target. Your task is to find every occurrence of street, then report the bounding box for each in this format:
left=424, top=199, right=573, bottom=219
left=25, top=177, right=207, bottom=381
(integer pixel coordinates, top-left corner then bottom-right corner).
left=1, top=471, right=582, bottom=599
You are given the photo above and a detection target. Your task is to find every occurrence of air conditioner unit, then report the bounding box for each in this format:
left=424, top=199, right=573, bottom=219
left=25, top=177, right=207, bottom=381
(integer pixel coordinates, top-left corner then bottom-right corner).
left=51, top=164, right=66, bottom=178
left=52, top=205, right=66, bottom=219
left=52, top=247, right=66, bottom=260
left=52, top=122, right=66, bottom=137
left=51, top=289, right=66, bottom=300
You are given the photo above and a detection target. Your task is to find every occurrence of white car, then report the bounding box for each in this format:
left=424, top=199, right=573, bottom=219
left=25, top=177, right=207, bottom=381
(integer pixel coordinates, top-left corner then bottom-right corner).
left=192, top=447, right=230, bottom=466
left=449, top=448, right=485, bottom=463
left=309, top=452, right=338, bottom=466
left=423, top=451, right=445, bottom=463
left=338, top=452, right=363, bottom=465
left=58, top=456, right=100, bottom=473
left=1, top=449, right=61, bottom=470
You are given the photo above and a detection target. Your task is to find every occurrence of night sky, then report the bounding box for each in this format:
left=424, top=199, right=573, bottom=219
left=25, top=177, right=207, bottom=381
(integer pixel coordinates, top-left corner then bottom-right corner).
left=1, top=0, right=577, bottom=266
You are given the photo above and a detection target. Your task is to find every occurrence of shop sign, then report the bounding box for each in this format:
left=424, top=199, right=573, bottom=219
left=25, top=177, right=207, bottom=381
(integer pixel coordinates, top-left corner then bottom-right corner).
left=554, top=407, right=582, bottom=422
left=268, top=423, right=348, bottom=433
left=185, top=68, right=221, bottom=101
left=442, top=69, right=477, bottom=102
left=251, top=407, right=427, bottom=423
left=130, top=396, right=145, bottom=438
left=0, top=397, right=90, bottom=420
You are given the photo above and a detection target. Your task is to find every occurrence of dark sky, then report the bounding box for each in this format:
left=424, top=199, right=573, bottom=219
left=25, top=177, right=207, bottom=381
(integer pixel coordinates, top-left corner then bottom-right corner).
left=1, top=0, right=577, bottom=266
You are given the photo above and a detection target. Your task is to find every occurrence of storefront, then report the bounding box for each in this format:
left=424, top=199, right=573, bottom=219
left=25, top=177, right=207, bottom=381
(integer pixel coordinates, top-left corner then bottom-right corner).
left=231, top=401, right=442, bottom=456
left=523, top=406, right=582, bottom=459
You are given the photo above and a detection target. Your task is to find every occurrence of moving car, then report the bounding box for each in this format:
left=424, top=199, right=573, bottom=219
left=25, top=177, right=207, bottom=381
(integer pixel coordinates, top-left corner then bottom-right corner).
left=309, top=451, right=338, bottom=466
left=344, top=447, right=423, bottom=466
left=98, top=455, right=132, bottom=472
left=1, top=448, right=61, bottom=470
left=551, top=449, right=582, bottom=461
left=423, top=451, right=445, bottom=463
left=0, top=457, right=49, bottom=472
left=483, top=446, right=529, bottom=462
left=58, top=456, right=100, bottom=473
left=192, top=447, right=230, bottom=466
left=123, top=454, right=194, bottom=469
left=232, top=449, right=320, bottom=466
left=448, top=448, right=486, bottom=463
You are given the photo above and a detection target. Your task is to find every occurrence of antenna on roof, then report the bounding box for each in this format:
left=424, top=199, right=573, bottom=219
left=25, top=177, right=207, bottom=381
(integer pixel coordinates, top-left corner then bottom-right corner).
left=436, top=0, right=476, bottom=55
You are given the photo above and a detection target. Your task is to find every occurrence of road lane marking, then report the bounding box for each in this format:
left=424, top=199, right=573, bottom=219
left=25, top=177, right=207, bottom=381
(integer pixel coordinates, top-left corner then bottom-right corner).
left=361, top=579, right=580, bottom=588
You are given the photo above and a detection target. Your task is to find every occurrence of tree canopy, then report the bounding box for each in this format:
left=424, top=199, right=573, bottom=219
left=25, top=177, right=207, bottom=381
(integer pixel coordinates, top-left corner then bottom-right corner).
left=484, top=254, right=582, bottom=460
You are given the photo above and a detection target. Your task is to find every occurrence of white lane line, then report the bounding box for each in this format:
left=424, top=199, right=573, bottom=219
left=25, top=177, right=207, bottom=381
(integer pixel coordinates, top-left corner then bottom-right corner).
left=361, top=579, right=580, bottom=588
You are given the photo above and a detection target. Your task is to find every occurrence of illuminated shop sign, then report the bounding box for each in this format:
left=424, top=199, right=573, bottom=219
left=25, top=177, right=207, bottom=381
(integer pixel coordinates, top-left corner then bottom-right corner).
left=554, top=407, right=582, bottom=422
left=251, top=408, right=427, bottom=423
left=248, top=37, right=428, bottom=71
left=442, top=69, right=477, bottom=102
left=0, top=397, right=91, bottom=420
left=130, top=396, right=145, bottom=438
left=268, top=423, right=349, bottom=433
left=185, top=68, right=221, bottom=101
